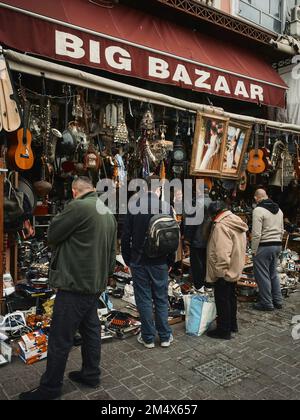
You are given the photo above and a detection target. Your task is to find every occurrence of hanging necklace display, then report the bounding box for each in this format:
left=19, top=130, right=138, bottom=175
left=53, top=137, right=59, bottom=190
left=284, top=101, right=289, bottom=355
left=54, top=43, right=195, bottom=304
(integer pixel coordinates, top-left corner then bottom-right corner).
left=105, top=101, right=118, bottom=131
left=114, top=101, right=129, bottom=144
left=141, top=108, right=155, bottom=139
left=150, top=121, right=173, bottom=162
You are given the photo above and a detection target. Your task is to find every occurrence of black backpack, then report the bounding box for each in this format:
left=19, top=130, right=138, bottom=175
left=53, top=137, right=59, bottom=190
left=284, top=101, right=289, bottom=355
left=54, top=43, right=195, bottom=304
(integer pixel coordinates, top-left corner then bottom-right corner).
left=144, top=214, right=180, bottom=259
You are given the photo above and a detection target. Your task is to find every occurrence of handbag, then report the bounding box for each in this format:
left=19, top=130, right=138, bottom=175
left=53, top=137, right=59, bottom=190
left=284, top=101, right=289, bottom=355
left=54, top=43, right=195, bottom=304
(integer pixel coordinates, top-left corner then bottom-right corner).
left=4, top=177, right=25, bottom=232
left=183, top=294, right=216, bottom=337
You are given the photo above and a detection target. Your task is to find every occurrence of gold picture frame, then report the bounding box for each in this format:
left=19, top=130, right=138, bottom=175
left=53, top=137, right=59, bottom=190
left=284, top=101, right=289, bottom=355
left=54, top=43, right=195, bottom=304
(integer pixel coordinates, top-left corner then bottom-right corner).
left=220, top=121, right=252, bottom=179
left=190, top=112, right=229, bottom=177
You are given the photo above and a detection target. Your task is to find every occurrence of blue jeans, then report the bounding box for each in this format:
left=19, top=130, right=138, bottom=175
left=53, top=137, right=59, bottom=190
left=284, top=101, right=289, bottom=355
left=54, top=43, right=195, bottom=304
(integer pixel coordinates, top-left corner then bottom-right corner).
left=254, top=246, right=283, bottom=309
left=130, top=264, right=172, bottom=344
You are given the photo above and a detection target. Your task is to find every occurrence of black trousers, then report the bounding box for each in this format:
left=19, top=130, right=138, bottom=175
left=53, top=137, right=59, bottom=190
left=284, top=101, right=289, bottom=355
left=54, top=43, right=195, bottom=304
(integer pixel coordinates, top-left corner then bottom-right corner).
left=40, top=290, right=101, bottom=395
left=190, top=247, right=207, bottom=289
left=214, top=279, right=237, bottom=334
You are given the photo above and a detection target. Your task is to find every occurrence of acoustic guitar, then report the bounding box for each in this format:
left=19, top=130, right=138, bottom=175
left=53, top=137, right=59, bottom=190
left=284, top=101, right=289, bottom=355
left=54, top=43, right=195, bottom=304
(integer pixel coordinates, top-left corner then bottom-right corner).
left=8, top=88, right=34, bottom=170
left=247, top=124, right=266, bottom=175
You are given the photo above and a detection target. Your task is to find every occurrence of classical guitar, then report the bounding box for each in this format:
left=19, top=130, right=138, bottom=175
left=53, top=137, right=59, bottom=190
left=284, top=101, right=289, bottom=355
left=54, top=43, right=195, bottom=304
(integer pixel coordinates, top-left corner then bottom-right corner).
left=247, top=124, right=266, bottom=174
left=0, top=50, right=21, bottom=133
left=8, top=88, right=34, bottom=170
left=294, top=138, right=300, bottom=180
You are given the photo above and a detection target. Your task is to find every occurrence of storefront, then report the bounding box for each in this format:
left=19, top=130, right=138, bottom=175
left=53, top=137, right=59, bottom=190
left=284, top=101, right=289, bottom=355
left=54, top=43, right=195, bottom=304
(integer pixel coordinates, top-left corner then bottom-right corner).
left=0, top=0, right=300, bottom=364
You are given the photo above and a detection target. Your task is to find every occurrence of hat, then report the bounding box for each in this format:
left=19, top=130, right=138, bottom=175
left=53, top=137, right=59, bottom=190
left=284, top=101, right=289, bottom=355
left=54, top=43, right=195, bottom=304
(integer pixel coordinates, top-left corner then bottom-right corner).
left=208, top=201, right=228, bottom=218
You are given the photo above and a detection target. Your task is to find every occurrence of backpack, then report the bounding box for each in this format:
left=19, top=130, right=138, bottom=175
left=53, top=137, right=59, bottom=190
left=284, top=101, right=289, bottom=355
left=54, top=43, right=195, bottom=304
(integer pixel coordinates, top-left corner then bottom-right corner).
left=144, top=214, right=180, bottom=259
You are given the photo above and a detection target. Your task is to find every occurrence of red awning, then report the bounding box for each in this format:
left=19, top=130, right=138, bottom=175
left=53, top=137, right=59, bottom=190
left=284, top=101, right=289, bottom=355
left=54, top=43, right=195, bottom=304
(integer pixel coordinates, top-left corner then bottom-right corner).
left=0, top=0, right=287, bottom=107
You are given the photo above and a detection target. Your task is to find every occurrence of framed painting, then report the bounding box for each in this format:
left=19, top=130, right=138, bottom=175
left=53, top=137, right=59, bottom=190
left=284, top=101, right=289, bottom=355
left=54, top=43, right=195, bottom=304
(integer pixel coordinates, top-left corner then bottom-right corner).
left=190, top=112, right=229, bottom=177
left=220, top=121, right=252, bottom=179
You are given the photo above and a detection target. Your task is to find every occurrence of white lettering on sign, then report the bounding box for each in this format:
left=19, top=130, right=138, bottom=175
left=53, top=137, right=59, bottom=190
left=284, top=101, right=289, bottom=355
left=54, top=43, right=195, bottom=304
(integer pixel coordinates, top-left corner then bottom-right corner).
left=251, top=85, right=264, bottom=102
left=148, top=57, right=170, bottom=79
left=195, top=70, right=211, bottom=90
left=235, top=81, right=250, bottom=98
left=55, top=31, right=85, bottom=59
left=54, top=30, right=267, bottom=103
left=105, top=46, right=132, bottom=71
left=90, top=40, right=101, bottom=64
left=214, top=76, right=231, bottom=94
left=172, top=64, right=192, bottom=85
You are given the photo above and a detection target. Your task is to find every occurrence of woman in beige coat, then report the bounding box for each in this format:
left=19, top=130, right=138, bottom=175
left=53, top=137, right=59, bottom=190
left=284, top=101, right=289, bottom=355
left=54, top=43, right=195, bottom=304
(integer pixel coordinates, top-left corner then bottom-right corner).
left=206, top=201, right=248, bottom=340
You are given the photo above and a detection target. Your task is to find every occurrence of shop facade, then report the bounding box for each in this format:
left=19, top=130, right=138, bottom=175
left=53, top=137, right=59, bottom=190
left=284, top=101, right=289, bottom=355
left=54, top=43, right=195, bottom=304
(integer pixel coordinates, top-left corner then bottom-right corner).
left=0, top=0, right=300, bottom=363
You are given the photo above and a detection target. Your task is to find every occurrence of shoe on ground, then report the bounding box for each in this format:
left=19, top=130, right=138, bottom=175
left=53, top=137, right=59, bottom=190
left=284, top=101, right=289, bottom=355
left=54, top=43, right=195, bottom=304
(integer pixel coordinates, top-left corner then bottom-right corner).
left=19, top=387, right=61, bottom=401
left=274, top=303, right=283, bottom=310
left=68, top=371, right=100, bottom=388
left=231, top=326, right=239, bottom=333
left=137, top=333, right=155, bottom=349
left=160, top=334, right=174, bottom=348
left=207, top=329, right=231, bottom=341
left=253, top=303, right=274, bottom=312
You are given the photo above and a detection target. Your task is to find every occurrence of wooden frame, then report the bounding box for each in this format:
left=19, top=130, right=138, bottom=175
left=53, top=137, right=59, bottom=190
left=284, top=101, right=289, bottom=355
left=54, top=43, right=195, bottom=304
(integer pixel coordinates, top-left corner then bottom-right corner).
left=190, top=112, right=251, bottom=180
left=220, top=121, right=252, bottom=179
left=190, top=112, right=229, bottom=177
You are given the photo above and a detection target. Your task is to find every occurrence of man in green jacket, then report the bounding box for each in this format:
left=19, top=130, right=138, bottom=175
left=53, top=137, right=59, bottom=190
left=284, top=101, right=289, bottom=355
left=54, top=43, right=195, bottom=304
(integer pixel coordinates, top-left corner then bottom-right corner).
left=20, top=177, right=117, bottom=400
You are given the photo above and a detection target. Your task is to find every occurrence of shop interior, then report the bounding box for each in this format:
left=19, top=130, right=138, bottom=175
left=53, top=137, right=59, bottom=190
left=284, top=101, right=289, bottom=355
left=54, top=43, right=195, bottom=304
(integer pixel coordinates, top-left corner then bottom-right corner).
left=0, top=50, right=300, bottom=367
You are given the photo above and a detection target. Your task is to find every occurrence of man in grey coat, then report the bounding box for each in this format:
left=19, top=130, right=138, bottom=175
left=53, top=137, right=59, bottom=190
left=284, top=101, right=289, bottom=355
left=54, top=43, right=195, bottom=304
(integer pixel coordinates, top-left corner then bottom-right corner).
left=252, top=189, right=284, bottom=312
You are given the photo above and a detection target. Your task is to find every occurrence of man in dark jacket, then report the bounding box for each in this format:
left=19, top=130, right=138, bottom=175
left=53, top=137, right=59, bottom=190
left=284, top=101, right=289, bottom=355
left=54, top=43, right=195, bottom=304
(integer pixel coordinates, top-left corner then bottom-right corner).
left=20, top=177, right=117, bottom=400
left=121, top=176, right=174, bottom=349
left=184, top=189, right=212, bottom=291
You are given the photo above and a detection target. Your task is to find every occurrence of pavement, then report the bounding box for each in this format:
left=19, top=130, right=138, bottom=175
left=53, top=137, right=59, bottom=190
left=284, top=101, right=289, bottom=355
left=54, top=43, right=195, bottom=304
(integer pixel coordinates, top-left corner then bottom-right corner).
left=0, top=290, right=300, bottom=401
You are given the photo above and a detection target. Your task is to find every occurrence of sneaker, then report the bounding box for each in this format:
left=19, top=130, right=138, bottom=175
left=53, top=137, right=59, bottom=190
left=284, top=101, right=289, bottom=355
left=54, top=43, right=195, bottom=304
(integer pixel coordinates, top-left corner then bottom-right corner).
left=253, top=303, right=274, bottom=312
left=137, top=333, right=155, bottom=349
left=19, top=387, right=61, bottom=401
left=274, top=303, right=283, bottom=310
left=68, top=371, right=100, bottom=388
left=160, top=334, right=174, bottom=348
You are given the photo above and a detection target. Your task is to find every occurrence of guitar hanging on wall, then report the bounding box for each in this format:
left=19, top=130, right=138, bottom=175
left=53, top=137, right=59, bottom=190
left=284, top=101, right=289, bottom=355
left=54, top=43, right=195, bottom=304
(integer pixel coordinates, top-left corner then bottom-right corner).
left=8, top=87, right=34, bottom=170
left=0, top=49, right=21, bottom=133
left=247, top=124, right=266, bottom=175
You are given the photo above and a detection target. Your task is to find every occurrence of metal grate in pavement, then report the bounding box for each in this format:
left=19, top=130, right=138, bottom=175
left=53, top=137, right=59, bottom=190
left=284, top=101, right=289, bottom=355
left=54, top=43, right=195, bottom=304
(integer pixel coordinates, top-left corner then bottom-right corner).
left=195, top=359, right=247, bottom=385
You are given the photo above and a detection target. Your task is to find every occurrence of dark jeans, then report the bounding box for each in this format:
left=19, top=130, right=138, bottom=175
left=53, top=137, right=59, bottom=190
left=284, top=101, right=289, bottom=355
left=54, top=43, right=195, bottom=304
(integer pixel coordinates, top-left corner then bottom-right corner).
left=40, top=290, right=101, bottom=395
left=214, top=279, right=237, bottom=334
left=254, top=245, right=283, bottom=309
left=190, top=247, right=207, bottom=289
left=130, top=264, right=172, bottom=344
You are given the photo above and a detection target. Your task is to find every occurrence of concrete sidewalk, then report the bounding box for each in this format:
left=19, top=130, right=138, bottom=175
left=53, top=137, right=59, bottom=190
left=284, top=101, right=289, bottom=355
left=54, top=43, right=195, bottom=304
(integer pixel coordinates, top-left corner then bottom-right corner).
left=1, top=291, right=300, bottom=401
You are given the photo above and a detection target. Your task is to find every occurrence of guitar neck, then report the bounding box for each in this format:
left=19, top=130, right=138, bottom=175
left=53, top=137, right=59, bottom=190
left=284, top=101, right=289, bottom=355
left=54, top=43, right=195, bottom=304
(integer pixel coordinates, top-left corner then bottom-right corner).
left=22, top=101, right=30, bottom=144
left=254, top=124, right=259, bottom=156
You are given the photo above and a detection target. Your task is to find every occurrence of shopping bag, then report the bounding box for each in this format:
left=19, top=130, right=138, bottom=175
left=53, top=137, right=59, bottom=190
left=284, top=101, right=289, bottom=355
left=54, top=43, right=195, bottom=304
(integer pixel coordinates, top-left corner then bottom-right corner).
left=183, top=294, right=216, bottom=337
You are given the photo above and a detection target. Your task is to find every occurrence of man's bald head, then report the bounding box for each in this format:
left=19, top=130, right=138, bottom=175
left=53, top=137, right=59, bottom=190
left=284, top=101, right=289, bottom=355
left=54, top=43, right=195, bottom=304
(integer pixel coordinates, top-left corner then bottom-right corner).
left=72, top=177, right=95, bottom=199
left=254, top=189, right=268, bottom=203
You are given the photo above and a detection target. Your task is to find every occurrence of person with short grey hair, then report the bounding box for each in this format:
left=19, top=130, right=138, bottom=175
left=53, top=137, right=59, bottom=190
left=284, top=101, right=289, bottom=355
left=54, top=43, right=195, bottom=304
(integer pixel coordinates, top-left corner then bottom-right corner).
left=252, top=189, right=284, bottom=312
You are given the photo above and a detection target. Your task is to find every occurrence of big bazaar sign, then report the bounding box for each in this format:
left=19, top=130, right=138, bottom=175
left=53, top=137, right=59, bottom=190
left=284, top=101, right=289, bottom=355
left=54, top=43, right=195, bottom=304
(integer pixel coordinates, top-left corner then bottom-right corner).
left=56, top=30, right=265, bottom=103
left=0, top=2, right=287, bottom=108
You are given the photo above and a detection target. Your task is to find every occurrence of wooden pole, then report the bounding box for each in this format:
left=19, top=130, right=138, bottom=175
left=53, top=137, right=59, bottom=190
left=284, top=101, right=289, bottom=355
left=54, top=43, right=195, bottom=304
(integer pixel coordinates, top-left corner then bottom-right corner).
left=0, top=158, right=5, bottom=314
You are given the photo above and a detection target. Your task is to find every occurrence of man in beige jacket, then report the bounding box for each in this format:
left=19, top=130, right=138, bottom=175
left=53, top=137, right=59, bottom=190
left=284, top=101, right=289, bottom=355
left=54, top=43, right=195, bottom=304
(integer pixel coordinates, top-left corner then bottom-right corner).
left=206, top=201, right=248, bottom=340
left=252, top=189, right=284, bottom=312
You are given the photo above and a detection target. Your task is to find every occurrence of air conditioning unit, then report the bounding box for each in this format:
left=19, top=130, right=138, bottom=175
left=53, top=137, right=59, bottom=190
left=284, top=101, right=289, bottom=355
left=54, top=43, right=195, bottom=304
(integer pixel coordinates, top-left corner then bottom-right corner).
left=290, top=6, right=300, bottom=37
left=291, top=5, right=300, bottom=22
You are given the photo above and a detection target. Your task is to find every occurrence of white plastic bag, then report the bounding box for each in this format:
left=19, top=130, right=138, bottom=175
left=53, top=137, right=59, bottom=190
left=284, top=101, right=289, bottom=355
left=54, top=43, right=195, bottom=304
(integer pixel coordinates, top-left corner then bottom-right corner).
left=184, top=294, right=216, bottom=337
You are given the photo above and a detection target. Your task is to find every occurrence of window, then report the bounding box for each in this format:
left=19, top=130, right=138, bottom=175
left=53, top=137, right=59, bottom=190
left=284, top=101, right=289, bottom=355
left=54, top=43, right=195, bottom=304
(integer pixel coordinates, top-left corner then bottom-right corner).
left=238, top=0, right=283, bottom=33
